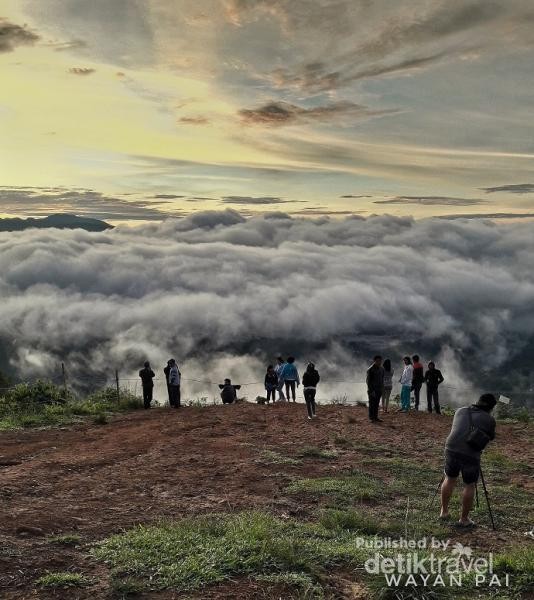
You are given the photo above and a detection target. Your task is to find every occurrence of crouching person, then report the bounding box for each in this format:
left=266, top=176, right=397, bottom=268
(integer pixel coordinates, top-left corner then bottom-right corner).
left=302, top=363, right=320, bottom=420
left=440, top=393, right=496, bottom=528
left=219, top=379, right=241, bottom=404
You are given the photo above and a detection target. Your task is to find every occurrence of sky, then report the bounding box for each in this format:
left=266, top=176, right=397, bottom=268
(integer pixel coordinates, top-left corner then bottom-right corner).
left=1, top=0, right=534, bottom=222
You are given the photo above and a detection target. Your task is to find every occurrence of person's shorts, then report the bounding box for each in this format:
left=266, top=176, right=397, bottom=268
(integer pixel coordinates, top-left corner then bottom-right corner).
left=444, top=450, right=480, bottom=484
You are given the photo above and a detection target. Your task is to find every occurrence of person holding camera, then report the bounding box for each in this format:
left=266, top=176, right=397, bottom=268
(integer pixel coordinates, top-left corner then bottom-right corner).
left=440, top=394, right=496, bottom=528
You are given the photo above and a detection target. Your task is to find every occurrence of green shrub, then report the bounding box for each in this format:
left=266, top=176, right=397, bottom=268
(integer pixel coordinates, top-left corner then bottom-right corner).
left=0, top=383, right=141, bottom=430
left=2, top=380, right=71, bottom=410
left=93, top=412, right=108, bottom=425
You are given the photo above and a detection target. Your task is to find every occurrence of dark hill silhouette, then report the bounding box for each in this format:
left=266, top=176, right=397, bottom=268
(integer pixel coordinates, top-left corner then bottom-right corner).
left=0, top=213, right=113, bottom=232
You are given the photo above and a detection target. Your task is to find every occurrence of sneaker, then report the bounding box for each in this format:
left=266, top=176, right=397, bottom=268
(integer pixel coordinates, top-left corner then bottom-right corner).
left=307, top=416, right=312, bottom=420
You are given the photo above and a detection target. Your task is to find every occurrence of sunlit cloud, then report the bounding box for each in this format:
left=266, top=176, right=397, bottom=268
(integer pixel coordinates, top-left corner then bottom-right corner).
left=2, top=1, right=534, bottom=217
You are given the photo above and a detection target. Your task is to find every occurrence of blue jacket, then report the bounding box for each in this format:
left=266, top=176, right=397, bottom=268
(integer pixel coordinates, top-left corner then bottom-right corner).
left=279, top=363, right=300, bottom=384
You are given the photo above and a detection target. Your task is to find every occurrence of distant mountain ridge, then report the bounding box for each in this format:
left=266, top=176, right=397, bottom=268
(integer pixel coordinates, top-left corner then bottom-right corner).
left=0, top=214, right=113, bottom=232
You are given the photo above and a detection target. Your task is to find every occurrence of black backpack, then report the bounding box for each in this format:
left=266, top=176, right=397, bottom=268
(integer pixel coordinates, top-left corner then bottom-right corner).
left=466, top=408, right=491, bottom=452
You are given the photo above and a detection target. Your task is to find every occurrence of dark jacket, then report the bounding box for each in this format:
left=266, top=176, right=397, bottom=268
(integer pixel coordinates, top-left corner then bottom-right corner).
left=412, top=362, right=424, bottom=387
left=220, top=384, right=240, bottom=404
left=425, top=369, right=444, bottom=389
left=163, top=365, right=170, bottom=386
left=366, top=364, right=384, bottom=393
left=265, top=372, right=278, bottom=390
left=139, top=367, right=155, bottom=388
left=302, top=368, right=320, bottom=388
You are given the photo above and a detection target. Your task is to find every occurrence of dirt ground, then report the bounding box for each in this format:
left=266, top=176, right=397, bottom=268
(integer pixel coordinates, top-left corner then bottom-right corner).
left=0, top=403, right=532, bottom=599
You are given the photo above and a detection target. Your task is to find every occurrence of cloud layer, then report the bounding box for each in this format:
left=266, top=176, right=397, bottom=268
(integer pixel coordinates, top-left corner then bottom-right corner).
left=1, top=211, right=534, bottom=402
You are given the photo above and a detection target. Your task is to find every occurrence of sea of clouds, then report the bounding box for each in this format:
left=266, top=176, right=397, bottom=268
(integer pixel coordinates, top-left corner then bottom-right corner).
left=1, top=210, right=533, bottom=404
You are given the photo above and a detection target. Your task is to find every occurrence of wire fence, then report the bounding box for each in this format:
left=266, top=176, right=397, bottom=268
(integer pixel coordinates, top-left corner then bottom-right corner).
left=2, top=363, right=534, bottom=408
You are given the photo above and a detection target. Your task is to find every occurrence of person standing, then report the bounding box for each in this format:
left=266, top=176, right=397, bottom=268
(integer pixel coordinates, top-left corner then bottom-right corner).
left=440, top=394, right=496, bottom=528
left=139, top=361, right=155, bottom=409
left=279, top=356, right=300, bottom=402
left=264, top=365, right=278, bottom=403
left=163, top=359, right=173, bottom=407
left=167, top=359, right=181, bottom=408
left=425, top=361, right=444, bottom=414
left=399, top=356, right=413, bottom=412
left=411, top=355, right=424, bottom=411
left=274, top=356, right=286, bottom=401
left=302, top=363, right=320, bottom=420
left=366, top=355, right=384, bottom=422
left=382, top=359, right=394, bottom=413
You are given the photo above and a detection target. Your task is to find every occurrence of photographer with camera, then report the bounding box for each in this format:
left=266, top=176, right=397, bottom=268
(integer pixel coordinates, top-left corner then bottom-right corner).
left=440, top=393, right=496, bottom=528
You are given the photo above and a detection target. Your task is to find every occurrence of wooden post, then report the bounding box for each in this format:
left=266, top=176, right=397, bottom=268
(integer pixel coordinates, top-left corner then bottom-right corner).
left=115, top=369, right=120, bottom=404
left=61, top=362, right=67, bottom=398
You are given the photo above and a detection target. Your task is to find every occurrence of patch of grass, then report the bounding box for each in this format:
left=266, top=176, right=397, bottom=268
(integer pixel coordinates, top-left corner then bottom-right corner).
left=259, top=450, right=301, bottom=466
left=483, top=450, right=531, bottom=479
left=36, top=572, right=90, bottom=588
left=92, top=511, right=369, bottom=592
left=186, top=397, right=210, bottom=407
left=298, top=446, right=338, bottom=460
left=493, top=544, right=534, bottom=594
left=319, top=508, right=386, bottom=535
left=330, top=395, right=348, bottom=405
left=47, top=533, right=82, bottom=546
left=367, top=574, right=455, bottom=599
left=286, top=471, right=385, bottom=503
left=362, top=456, right=435, bottom=492
left=480, top=482, right=534, bottom=531
left=110, top=575, right=145, bottom=597
left=332, top=434, right=353, bottom=448
left=256, top=572, right=324, bottom=598
left=92, top=510, right=534, bottom=597
left=484, top=450, right=516, bottom=470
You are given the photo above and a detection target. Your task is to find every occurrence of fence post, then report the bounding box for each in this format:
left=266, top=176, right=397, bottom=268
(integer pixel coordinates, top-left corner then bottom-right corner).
left=61, top=362, right=68, bottom=398
left=115, top=369, right=120, bottom=404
